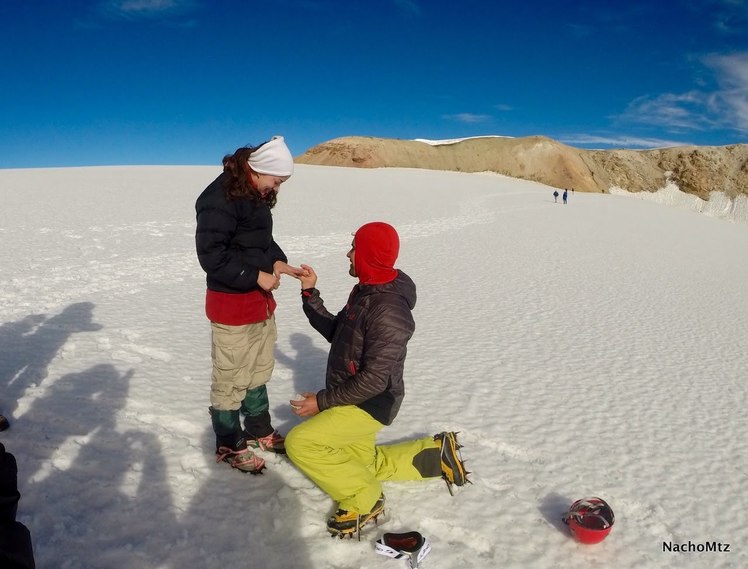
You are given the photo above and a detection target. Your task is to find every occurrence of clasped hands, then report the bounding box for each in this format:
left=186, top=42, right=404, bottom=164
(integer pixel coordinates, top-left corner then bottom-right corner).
left=258, top=261, right=318, bottom=292
left=257, top=262, right=321, bottom=417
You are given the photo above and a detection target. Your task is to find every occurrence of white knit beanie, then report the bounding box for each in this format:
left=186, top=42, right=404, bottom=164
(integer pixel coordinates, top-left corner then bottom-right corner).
left=248, top=136, right=294, bottom=177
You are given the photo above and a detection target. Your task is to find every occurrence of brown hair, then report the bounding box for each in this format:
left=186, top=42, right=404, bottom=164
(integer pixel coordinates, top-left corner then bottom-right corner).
left=221, top=143, right=277, bottom=208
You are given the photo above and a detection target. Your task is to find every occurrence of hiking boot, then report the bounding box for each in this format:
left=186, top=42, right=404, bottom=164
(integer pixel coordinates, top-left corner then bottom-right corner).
left=246, top=430, right=286, bottom=454
left=434, top=432, right=470, bottom=494
left=216, top=446, right=266, bottom=474
left=327, top=494, right=386, bottom=540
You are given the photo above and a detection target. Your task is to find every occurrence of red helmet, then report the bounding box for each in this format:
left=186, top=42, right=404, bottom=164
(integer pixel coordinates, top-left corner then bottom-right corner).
left=562, top=497, right=615, bottom=544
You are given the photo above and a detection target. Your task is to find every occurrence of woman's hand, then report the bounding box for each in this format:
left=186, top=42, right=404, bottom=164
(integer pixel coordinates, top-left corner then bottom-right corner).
left=257, top=270, right=280, bottom=291
left=273, top=260, right=305, bottom=279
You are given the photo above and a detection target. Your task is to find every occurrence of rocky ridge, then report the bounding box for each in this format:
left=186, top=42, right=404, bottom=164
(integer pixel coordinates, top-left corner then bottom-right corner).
left=296, top=135, right=748, bottom=200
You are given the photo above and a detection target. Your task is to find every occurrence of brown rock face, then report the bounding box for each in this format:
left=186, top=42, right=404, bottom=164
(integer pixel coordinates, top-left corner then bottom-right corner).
left=296, top=136, right=748, bottom=199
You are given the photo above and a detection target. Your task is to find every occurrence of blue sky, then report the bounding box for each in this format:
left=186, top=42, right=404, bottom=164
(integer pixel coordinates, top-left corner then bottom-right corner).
left=1, top=0, right=747, bottom=168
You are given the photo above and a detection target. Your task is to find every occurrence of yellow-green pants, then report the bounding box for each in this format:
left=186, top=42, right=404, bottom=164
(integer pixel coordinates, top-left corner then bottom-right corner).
left=285, top=406, right=441, bottom=514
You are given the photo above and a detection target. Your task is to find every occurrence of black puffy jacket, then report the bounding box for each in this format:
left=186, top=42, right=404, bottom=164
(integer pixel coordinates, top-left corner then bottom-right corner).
left=195, top=173, right=287, bottom=292
left=302, top=271, right=416, bottom=425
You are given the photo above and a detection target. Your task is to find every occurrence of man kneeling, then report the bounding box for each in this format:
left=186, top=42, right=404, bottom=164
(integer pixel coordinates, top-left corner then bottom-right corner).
left=286, top=222, right=469, bottom=538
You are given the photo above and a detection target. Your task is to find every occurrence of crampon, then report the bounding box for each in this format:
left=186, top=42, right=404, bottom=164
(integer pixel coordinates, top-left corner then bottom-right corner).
left=327, top=495, right=386, bottom=540
left=434, top=431, right=471, bottom=495
left=246, top=430, right=286, bottom=454
left=215, top=446, right=266, bottom=475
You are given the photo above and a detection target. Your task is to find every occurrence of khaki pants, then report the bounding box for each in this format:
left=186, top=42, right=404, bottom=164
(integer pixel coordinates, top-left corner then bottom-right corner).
left=285, top=406, right=441, bottom=514
left=210, top=315, right=277, bottom=411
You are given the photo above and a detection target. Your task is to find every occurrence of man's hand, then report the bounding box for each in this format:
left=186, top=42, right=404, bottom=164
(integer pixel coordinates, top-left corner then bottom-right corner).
left=291, top=392, right=320, bottom=417
left=295, top=264, right=317, bottom=289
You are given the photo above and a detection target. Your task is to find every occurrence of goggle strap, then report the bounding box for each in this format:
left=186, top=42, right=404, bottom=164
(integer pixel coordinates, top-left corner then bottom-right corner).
left=375, top=534, right=432, bottom=568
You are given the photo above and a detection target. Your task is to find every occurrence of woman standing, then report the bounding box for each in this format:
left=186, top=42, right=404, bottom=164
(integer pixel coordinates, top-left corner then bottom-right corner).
left=195, top=136, right=302, bottom=474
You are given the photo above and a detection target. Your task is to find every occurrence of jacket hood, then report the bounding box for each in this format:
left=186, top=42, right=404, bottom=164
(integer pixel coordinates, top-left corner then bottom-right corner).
left=354, top=222, right=399, bottom=285
left=358, top=270, right=417, bottom=310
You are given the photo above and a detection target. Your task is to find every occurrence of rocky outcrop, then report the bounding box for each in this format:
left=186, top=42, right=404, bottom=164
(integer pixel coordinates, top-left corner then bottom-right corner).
left=296, top=135, right=748, bottom=199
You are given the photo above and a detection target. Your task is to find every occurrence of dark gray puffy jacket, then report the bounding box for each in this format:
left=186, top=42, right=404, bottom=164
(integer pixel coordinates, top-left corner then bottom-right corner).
left=302, top=271, right=416, bottom=425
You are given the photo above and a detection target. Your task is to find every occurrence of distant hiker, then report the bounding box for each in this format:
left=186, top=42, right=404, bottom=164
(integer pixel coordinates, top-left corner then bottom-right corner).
left=0, top=444, right=36, bottom=569
left=553, top=190, right=559, bottom=203
left=285, top=222, right=469, bottom=538
left=563, top=189, right=568, bottom=204
left=195, top=136, right=305, bottom=473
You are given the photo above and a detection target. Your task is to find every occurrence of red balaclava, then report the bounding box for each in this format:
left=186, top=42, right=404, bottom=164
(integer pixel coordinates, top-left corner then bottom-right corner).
left=353, top=222, right=400, bottom=285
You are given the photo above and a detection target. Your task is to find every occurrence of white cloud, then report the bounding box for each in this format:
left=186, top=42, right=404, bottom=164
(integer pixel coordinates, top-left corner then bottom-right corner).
left=561, top=134, right=691, bottom=149
left=617, top=50, right=748, bottom=135
left=442, top=113, right=492, bottom=124
left=100, top=0, right=196, bottom=19
left=618, top=92, right=716, bottom=131
left=119, top=0, right=178, bottom=12
left=703, top=51, right=748, bottom=131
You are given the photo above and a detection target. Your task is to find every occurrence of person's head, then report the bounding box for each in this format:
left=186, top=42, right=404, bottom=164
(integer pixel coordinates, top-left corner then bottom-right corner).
left=347, top=222, right=400, bottom=285
left=222, top=136, right=294, bottom=207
